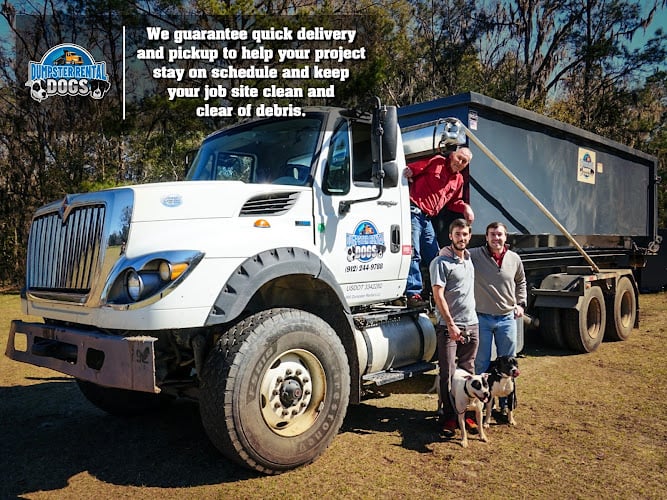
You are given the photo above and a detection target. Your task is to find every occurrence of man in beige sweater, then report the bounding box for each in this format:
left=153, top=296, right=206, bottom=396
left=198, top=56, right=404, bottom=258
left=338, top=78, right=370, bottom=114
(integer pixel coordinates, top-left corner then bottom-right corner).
left=468, top=221, right=527, bottom=376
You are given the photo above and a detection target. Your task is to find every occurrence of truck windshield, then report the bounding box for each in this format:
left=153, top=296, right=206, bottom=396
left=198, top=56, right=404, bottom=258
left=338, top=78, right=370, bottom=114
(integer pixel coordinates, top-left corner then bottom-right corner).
left=186, top=114, right=325, bottom=185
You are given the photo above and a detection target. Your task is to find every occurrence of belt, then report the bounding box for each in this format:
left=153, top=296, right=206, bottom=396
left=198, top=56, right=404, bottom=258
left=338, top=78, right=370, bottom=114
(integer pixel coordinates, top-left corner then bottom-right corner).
left=410, top=203, right=431, bottom=219
left=479, top=312, right=514, bottom=318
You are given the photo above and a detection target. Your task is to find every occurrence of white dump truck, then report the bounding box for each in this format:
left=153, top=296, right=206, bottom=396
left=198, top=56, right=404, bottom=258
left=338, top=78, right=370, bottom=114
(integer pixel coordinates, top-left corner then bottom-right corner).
left=6, top=93, right=659, bottom=474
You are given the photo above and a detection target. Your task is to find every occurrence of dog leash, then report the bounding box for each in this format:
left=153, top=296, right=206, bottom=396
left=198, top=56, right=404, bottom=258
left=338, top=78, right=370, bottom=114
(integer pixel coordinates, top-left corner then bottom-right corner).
left=448, top=384, right=472, bottom=416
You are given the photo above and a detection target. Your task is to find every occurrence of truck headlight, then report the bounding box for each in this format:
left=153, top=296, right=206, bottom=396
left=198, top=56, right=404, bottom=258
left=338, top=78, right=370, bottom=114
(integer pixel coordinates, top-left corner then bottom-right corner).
left=126, top=270, right=143, bottom=301
left=104, top=250, right=204, bottom=307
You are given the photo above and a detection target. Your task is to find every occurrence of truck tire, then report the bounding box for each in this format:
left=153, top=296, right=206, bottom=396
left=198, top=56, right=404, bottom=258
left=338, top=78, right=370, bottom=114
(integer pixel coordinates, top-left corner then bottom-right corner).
left=562, top=286, right=606, bottom=353
left=199, top=308, right=350, bottom=474
left=76, top=380, right=173, bottom=416
left=538, top=307, right=566, bottom=349
left=604, top=277, right=636, bottom=341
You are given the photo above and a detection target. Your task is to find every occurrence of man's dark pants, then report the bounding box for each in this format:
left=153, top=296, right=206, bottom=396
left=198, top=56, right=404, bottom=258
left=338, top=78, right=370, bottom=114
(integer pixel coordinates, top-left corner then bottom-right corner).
left=436, top=323, right=479, bottom=419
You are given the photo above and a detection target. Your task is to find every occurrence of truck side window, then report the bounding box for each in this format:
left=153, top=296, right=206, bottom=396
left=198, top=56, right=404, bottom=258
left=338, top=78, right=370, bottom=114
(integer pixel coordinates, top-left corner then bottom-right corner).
left=351, top=122, right=373, bottom=184
left=323, top=122, right=351, bottom=195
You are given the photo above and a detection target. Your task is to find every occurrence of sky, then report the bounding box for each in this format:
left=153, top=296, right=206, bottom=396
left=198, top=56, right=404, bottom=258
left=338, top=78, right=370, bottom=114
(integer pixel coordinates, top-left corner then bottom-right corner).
left=635, top=3, right=667, bottom=50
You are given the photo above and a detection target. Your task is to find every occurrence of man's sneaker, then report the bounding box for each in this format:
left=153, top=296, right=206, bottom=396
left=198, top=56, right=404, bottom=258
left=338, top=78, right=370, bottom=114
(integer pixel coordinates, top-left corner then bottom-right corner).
left=441, top=418, right=457, bottom=438
left=465, top=417, right=479, bottom=434
left=407, top=294, right=428, bottom=309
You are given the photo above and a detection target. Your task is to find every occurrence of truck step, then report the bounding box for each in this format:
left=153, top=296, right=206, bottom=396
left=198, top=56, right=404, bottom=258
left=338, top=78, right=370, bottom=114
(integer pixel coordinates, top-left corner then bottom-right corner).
left=362, top=361, right=436, bottom=386
left=352, top=306, right=428, bottom=329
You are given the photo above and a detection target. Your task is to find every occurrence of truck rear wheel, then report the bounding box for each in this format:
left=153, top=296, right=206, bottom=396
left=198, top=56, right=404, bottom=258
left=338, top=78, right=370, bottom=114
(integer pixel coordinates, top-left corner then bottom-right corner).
left=562, top=286, right=606, bottom=353
left=604, top=277, right=636, bottom=341
left=199, top=308, right=350, bottom=474
left=76, top=380, right=172, bottom=416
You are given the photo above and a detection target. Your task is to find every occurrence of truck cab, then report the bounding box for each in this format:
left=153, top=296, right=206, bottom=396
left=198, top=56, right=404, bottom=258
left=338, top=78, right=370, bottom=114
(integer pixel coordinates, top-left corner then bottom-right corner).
left=185, top=108, right=412, bottom=306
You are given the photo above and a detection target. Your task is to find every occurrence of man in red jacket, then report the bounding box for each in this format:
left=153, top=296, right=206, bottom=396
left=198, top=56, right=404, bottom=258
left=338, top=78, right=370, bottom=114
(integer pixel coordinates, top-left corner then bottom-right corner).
left=404, top=147, right=474, bottom=308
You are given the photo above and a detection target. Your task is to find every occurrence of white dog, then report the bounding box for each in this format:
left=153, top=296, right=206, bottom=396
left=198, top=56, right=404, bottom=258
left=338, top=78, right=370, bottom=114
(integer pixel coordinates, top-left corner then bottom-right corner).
left=450, top=368, right=490, bottom=447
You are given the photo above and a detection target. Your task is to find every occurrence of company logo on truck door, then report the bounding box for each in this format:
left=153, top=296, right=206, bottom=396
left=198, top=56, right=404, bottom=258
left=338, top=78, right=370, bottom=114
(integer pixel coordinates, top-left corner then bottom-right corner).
left=26, top=44, right=110, bottom=102
left=345, top=221, right=386, bottom=264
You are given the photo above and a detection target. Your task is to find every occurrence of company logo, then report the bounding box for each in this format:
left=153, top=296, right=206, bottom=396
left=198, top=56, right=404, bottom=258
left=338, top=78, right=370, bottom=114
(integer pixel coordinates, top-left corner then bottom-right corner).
left=57, top=195, right=73, bottom=223
left=26, top=43, right=110, bottom=102
left=579, top=152, right=594, bottom=178
left=346, top=221, right=386, bottom=263
left=160, top=194, right=183, bottom=208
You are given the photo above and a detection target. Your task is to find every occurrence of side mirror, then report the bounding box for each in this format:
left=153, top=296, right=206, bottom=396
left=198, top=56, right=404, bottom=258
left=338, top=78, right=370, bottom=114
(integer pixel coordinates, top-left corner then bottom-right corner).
left=382, top=160, right=399, bottom=188
left=339, top=98, right=398, bottom=214
left=371, top=102, right=398, bottom=185
left=381, top=106, right=398, bottom=162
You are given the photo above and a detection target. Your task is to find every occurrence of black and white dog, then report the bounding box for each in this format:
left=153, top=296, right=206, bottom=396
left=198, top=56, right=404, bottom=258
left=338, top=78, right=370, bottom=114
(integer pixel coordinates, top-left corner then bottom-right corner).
left=450, top=368, right=490, bottom=447
left=89, top=79, right=111, bottom=99
left=88, top=80, right=111, bottom=99
left=26, top=79, right=48, bottom=102
left=483, top=355, right=520, bottom=428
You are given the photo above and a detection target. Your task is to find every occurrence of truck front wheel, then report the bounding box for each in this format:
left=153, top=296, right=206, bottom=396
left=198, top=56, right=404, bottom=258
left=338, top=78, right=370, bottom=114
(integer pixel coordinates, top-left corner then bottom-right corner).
left=199, top=308, right=350, bottom=474
left=562, top=286, right=606, bottom=353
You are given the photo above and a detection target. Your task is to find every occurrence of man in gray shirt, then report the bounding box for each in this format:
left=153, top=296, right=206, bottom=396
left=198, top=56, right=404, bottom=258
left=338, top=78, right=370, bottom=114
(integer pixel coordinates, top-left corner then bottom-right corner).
left=469, top=221, right=527, bottom=376
left=430, top=218, right=478, bottom=436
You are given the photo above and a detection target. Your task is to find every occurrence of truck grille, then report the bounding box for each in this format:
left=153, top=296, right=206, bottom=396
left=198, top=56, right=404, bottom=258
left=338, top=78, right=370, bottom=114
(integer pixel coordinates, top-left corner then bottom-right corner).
left=240, top=192, right=299, bottom=216
left=27, top=204, right=106, bottom=292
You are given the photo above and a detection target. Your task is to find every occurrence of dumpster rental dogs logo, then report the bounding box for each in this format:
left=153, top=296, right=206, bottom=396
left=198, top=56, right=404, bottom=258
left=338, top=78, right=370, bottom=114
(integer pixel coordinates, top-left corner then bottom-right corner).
left=346, top=220, right=386, bottom=264
left=26, top=43, right=110, bottom=102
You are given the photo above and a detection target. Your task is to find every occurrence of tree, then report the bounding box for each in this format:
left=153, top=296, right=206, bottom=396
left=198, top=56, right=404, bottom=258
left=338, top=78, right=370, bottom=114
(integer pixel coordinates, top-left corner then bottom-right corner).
left=470, top=0, right=666, bottom=114
left=632, top=71, right=667, bottom=229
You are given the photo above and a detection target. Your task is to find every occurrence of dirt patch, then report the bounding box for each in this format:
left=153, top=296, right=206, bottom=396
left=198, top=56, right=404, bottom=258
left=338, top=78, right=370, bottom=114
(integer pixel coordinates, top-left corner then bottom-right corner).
left=1, top=292, right=666, bottom=499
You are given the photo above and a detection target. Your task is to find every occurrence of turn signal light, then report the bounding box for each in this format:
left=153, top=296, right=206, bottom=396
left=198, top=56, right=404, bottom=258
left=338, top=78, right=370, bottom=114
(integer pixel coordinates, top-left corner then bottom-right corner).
left=159, top=261, right=189, bottom=281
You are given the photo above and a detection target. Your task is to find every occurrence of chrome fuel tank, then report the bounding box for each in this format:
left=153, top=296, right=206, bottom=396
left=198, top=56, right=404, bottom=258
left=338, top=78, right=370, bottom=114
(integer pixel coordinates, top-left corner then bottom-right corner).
left=354, top=312, right=436, bottom=375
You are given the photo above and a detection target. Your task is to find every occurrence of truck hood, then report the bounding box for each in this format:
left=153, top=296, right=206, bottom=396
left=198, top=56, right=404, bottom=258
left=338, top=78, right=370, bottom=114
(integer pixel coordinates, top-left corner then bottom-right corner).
left=126, top=181, right=306, bottom=222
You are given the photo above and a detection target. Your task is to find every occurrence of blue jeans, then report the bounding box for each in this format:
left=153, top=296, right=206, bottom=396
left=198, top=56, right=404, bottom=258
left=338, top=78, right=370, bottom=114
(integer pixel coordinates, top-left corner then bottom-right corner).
left=474, top=312, right=517, bottom=375
left=406, top=205, right=439, bottom=297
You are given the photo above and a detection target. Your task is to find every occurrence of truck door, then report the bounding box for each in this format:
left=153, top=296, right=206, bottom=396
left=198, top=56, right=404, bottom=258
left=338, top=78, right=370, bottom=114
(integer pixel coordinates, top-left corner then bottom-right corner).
left=314, top=117, right=409, bottom=306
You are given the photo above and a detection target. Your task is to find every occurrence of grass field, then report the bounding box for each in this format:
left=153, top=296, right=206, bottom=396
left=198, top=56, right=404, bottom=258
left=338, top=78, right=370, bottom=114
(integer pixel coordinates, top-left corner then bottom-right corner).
left=1, top=292, right=666, bottom=499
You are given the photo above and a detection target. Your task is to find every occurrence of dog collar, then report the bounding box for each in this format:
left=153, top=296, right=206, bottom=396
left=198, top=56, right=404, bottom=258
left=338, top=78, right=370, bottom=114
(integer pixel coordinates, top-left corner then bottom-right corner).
left=464, top=383, right=473, bottom=399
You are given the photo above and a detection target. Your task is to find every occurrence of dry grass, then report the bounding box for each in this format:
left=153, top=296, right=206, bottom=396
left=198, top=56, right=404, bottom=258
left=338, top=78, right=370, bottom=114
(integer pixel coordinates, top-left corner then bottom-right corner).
left=1, top=291, right=666, bottom=499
